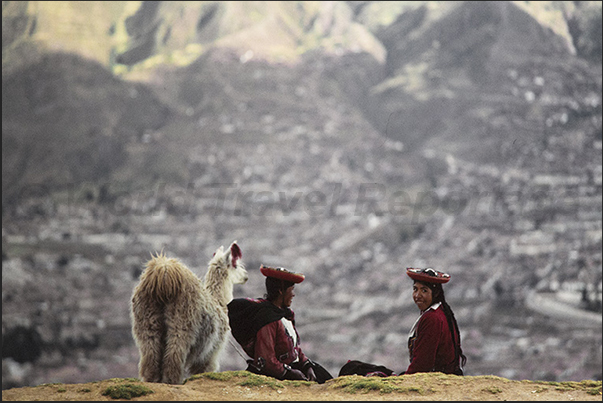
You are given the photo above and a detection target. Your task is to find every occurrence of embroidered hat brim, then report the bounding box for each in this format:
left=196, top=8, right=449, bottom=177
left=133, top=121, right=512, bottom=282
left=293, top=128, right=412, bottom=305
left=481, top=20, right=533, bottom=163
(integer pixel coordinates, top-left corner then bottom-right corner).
left=406, top=267, right=450, bottom=284
left=260, top=265, right=305, bottom=283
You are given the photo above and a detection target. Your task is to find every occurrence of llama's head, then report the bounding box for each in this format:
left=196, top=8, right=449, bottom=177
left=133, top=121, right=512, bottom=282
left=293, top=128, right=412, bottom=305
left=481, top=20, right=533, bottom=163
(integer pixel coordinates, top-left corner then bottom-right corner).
left=209, top=241, right=248, bottom=286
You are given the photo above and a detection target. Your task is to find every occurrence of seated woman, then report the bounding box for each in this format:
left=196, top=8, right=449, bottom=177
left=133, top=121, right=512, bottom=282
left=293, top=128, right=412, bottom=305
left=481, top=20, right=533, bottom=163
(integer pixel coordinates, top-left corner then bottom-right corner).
left=228, top=265, right=332, bottom=383
left=403, top=267, right=467, bottom=375
left=339, top=267, right=466, bottom=378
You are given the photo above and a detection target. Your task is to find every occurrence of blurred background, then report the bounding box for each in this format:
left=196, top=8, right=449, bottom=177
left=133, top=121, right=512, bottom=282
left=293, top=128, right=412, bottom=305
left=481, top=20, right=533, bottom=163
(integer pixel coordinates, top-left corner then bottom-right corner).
left=2, top=0, right=602, bottom=389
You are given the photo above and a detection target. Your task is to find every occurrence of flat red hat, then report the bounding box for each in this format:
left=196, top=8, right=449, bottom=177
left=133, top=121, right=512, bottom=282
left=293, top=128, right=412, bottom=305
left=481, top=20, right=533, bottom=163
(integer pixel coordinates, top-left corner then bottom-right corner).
left=406, top=267, right=450, bottom=284
left=260, top=264, right=305, bottom=283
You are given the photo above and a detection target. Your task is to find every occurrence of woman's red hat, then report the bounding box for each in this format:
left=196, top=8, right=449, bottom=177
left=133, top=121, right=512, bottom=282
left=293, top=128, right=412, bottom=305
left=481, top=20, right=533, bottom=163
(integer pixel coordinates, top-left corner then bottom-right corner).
left=406, top=267, right=450, bottom=284
left=260, top=264, right=305, bottom=283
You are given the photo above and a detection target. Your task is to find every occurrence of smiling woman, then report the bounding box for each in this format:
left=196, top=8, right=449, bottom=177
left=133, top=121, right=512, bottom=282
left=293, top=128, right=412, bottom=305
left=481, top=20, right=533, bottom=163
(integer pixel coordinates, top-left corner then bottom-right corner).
left=403, top=267, right=466, bottom=376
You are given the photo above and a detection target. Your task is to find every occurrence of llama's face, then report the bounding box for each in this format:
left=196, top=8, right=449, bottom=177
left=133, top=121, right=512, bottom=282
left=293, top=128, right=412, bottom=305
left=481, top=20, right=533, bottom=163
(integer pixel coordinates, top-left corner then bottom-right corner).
left=217, top=241, right=248, bottom=284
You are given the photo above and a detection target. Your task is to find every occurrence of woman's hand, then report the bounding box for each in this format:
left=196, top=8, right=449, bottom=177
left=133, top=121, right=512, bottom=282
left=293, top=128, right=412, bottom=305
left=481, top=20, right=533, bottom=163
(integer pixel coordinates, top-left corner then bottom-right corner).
left=304, top=367, right=317, bottom=382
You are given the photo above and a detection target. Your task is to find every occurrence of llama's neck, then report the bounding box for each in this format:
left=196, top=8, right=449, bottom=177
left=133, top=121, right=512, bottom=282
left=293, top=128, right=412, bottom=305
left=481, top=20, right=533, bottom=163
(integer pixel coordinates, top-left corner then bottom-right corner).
left=204, top=266, right=233, bottom=306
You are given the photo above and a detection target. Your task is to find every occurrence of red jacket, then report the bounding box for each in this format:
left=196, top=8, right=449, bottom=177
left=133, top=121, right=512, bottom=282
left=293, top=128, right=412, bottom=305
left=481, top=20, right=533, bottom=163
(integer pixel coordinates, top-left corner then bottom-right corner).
left=406, top=304, right=460, bottom=374
left=244, top=316, right=309, bottom=379
left=228, top=298, right=311, bottom=379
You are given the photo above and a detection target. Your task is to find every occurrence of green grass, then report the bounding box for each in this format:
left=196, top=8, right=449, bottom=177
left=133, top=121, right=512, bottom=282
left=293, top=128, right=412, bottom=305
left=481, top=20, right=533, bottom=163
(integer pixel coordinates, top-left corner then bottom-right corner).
left=108, top=377, right=141, bottom=383
left=531, top=386, right=549, bottom=393
left=527, top=379, right=601, bottom=396
left=101, top=383, right=154, bottom=400
left=187, top=370, right=288, bottom=391
left=482, top=386, right=502, bottom=394
left=554, top=380, right=602, bottom=395
left=330, top=376, right=424, bottom=395
left=187, top=371, right=313, bottom=390
left=187, top=370, right=249, bottom=383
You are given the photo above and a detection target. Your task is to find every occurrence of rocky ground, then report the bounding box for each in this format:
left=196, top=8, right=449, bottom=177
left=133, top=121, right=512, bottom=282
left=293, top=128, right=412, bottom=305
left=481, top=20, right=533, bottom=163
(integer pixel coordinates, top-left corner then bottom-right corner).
left=2, top=371, right=602, bottom=401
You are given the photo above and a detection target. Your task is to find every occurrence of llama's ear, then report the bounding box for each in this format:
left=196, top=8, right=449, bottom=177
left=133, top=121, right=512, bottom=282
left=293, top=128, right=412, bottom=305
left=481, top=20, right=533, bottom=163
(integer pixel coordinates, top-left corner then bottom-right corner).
left=230, top=242, right=242, bottom=266
left=230, top=242, right=242, bottom=258
left=214, top=245, right=224, bottom=257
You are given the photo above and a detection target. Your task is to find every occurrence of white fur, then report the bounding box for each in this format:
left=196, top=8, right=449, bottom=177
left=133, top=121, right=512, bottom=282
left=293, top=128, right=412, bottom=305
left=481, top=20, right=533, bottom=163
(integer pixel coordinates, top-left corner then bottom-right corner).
left=130, top=241, right=248, bottom=384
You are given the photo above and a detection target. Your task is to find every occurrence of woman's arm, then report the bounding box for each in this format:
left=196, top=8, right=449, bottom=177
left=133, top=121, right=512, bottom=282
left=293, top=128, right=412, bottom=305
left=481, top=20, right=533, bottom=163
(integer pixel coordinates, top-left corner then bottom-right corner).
left=405, top=312, right=444, bottom=374
left=254, top=321, right=288, bottom=379
left=254, top=321, right=306, bottom=380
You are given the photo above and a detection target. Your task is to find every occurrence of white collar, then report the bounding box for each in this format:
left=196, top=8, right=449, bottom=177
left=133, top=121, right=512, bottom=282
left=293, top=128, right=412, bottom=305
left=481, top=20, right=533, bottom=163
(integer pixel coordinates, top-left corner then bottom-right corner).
left=409, top=302, right=442, bottom=338
left=424, top=301, right=441, bottom=313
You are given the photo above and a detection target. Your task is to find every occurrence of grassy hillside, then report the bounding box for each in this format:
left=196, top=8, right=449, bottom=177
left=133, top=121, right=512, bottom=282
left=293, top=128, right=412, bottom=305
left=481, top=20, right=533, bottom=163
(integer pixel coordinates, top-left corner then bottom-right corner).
left=1, top=371, right=602, bottom=401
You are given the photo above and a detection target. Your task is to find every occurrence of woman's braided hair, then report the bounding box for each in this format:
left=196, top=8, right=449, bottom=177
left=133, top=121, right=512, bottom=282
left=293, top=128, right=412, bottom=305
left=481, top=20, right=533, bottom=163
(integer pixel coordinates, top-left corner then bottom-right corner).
left=421, top=281, right=467, bottom=370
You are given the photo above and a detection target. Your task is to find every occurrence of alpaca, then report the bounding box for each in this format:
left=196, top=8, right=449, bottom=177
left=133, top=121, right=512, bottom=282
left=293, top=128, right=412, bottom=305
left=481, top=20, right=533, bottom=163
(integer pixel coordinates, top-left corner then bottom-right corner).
left=130, top=241, right=248, bottom=384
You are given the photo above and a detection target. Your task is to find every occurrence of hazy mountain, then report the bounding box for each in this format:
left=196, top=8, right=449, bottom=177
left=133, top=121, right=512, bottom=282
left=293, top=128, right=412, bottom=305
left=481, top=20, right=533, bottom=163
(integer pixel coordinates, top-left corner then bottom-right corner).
left=2, top=1, right=601, bottom=196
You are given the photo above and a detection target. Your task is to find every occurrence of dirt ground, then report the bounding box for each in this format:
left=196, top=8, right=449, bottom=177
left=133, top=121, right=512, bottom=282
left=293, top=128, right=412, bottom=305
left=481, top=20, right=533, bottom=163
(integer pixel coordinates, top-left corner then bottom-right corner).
left=2, top=371, right=602, bottom=401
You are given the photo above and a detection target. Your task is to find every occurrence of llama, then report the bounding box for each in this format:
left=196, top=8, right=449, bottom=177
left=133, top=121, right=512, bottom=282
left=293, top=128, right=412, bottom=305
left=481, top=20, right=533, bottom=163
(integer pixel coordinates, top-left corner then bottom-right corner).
left=130, top=241, right=248, bottom=384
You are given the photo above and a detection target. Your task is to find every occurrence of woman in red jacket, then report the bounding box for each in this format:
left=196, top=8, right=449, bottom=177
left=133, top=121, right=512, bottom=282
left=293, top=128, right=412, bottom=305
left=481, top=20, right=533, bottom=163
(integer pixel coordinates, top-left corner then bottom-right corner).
left=228, top=265, right=332, bottom=383
left=403, top=267, right=467, bottom=375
